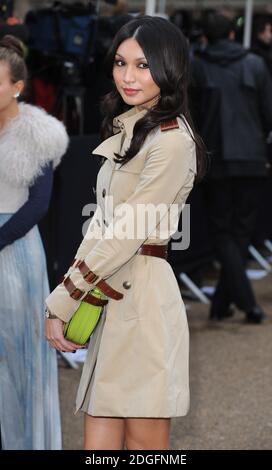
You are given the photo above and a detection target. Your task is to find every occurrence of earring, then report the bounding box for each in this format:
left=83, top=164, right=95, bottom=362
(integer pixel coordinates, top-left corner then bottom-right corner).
left=14, top=92, right=20, bottom=99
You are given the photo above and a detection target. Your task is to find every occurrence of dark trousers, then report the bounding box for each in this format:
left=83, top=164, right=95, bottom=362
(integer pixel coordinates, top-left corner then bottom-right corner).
left=204, top=177, right=264, bottom=315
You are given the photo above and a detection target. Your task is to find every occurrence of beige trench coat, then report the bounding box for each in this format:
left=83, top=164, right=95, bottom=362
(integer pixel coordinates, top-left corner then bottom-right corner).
left=46, top=106, right=197, bottom=418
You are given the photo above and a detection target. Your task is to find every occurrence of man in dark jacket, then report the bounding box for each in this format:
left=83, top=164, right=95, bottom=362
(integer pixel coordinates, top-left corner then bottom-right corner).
left=192, top=13, right=272, bottom=323
left=251, top=15, right=272, bottom=77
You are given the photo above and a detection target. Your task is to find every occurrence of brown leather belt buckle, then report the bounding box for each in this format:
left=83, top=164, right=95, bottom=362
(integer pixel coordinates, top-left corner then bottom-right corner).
left=70, top=287, right=85, bottom=301
left=77, top=260, right=99, bottom=284
left=77, top=261, right=123, bottom=300
left=63, top=276, right=86, bottom=301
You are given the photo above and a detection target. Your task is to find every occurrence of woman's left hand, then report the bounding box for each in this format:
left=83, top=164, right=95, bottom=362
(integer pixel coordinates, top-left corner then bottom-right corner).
left=45, top=318, right=84, bottom=352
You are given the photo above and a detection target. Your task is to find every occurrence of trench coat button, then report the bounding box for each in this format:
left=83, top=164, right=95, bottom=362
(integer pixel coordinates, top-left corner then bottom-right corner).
left=123, top=281, right=131, bottom=289
left=103, top=219, right=108, bottom=227
left=102, top=188, right=106, bottom=198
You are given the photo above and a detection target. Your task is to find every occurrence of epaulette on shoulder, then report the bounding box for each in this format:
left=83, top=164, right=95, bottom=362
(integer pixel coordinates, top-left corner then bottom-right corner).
left=160, top=118, right=179, bottom=132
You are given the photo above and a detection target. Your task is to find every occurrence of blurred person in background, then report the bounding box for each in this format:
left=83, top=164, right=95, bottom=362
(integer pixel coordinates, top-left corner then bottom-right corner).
left=192, top=13, right=272, bottom=323
left=0, top=35, right=68, bottom=449
left=252, top=15, right=272, bottom=77
left=251, top=15, right=272, bottom=245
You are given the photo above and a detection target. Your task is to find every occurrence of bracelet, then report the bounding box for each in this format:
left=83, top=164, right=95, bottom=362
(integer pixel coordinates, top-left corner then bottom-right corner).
left=45, top=308, right=59, bottom=320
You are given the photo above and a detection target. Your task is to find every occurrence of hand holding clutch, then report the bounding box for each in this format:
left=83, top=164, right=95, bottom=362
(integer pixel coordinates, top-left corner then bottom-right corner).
left=63, top=287, right=107, bottom=345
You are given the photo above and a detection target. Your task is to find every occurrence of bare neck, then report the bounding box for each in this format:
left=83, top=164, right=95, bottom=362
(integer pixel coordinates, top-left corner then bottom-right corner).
left=0, top=101, right=20, bottom=131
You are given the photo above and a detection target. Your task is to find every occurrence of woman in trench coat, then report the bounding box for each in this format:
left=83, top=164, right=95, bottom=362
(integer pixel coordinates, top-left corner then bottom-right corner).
left=45, top=16, right=205, bottom=450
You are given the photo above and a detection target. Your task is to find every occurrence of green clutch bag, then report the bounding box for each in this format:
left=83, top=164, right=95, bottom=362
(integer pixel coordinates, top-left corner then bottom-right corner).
left=64, top=287, right=106, bottom=345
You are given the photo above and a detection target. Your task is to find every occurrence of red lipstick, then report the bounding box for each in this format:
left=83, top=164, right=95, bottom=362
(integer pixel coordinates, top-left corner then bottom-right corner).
left=123, top=88, right=140, bottom=96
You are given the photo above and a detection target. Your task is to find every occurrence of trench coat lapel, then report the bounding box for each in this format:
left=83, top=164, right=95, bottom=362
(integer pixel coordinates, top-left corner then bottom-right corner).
left=91, top=107, right=147, bottom=161
left=91, top=132, right=122, bottom=162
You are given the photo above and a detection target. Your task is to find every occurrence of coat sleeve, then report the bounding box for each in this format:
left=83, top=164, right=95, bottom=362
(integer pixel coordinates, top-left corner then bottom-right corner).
left=45, top=206, right=104, bottom=322
left=46, top=129, right=196, bottom=322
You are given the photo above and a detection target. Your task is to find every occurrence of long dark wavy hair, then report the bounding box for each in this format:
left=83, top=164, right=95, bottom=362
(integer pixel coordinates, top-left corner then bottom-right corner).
left=101, top=16, right=206, bottom=182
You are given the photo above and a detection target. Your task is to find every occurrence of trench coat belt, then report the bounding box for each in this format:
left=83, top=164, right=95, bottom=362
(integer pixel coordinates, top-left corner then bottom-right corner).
left=63, top=263, right=124, bottom=302
left=137, top=244, right=168, bottom=260
left=62, top=244, right=168, bottom=303
left=63, top=276, right=110, bottom=305
left=66, top=245, right=168, bottom=268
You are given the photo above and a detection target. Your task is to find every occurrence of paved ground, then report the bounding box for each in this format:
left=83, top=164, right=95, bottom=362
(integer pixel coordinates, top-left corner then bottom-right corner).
left=58, top=265, right=272, bottom=450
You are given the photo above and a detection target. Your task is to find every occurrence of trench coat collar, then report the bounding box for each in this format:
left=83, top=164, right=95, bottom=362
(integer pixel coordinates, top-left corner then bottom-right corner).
left=113, top=107, right=147, bottom=138
left=92, top=107, right=147, bottom=161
